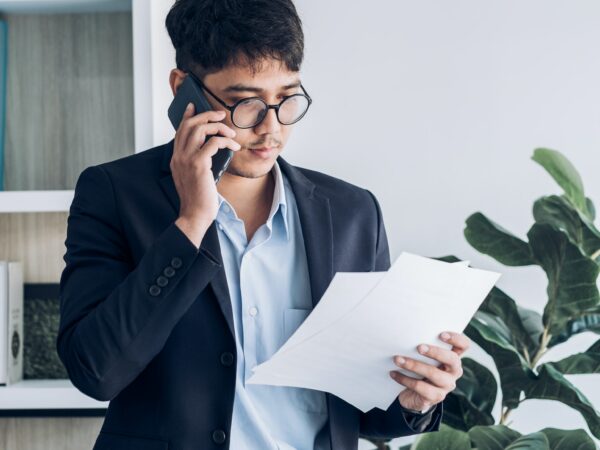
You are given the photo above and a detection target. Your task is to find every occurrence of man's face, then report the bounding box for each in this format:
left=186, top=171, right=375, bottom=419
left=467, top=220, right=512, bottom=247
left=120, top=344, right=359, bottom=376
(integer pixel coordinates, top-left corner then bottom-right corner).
left=172, top=58, right=302, bottom=180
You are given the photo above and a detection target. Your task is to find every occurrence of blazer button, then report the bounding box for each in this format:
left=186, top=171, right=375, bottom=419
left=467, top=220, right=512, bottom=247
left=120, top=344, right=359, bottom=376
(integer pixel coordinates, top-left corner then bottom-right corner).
left=163, top=266, right=176, bottom=278
left=156, top=275, right=169, bottom=287
left=220, top=352, right=234, bottom=367
left=212, top=429, right=226, bottom=444
left=149, top=285, right=161, bottom=296
left=170, top=257, right=182, bottom=269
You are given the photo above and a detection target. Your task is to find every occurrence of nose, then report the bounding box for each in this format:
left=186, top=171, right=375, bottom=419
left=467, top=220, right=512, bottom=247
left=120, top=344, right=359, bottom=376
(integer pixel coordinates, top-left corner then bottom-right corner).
left=254, top=107, right=281, bottom=135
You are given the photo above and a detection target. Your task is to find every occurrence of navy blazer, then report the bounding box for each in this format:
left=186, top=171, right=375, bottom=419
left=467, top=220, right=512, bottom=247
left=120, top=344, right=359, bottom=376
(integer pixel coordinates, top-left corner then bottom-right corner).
left=57, top=138, right=443, bottom=450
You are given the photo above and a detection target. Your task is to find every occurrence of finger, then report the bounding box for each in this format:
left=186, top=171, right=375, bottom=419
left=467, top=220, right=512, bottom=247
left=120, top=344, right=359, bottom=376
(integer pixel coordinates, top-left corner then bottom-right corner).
left=389, top=371, right=446, bottom=405
left=185, top=122, right=237, bottom=154
left=193, top=136, right=241, bottom=160
left=174, top=102, right=196, bottom=154
left=178, top=109, right=228, bottom=151
left=417, top=344, right=462, bottom=376
left=393, top=356, right=456, bottom=390
left=439, top=331, right=471, bottom=356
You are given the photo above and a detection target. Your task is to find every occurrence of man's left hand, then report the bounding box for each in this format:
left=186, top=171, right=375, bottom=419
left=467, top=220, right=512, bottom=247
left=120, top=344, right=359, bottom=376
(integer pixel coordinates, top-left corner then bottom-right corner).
left=389, top=331, right=470, bottom=412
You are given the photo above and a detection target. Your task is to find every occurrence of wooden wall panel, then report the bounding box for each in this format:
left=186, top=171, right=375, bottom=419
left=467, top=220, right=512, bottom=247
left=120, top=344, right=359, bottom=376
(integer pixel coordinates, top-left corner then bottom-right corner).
left=0, top=417, right=103, bottom=450
left=4, top=11, right=134, bottom=190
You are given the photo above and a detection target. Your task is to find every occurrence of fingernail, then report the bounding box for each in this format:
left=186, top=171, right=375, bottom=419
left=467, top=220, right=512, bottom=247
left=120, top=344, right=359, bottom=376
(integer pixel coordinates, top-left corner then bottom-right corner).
left=395, top=356, right=405, bottom=365
left=186, top=102, right=193, bottom=110
left=418, top=344, right=429, bottom=354
left=441, top=332, right=451, bottom=341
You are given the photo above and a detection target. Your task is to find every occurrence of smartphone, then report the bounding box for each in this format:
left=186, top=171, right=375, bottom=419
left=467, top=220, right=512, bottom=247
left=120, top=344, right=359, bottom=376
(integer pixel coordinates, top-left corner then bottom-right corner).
left=167, top=75, right=234, bottom=183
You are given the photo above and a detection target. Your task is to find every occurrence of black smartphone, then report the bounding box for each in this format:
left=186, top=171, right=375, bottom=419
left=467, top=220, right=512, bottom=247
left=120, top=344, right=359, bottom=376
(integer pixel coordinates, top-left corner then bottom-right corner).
left=167, top=75, right=234, bottom=183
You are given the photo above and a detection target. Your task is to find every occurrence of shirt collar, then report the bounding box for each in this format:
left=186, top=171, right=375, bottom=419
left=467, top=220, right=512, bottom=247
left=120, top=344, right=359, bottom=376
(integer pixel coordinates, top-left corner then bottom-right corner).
left=216, top=160, right=289, bottom=239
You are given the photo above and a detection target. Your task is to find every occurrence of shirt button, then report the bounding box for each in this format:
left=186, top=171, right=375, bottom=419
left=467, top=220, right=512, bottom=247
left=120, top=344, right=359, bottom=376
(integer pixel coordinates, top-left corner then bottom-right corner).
left=217, top=223, right=224, bottom=231
left=249, top=307, right=258, bottom=317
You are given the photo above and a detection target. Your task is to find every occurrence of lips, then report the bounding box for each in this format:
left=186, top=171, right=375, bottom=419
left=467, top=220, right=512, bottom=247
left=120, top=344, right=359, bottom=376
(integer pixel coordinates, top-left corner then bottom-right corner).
left=249, top=146, right=278, bottom=159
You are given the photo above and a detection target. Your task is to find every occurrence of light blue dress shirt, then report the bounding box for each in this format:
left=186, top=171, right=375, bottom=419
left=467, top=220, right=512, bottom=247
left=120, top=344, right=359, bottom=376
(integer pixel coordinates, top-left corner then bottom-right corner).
left=215, top=161, right=330, bottom=450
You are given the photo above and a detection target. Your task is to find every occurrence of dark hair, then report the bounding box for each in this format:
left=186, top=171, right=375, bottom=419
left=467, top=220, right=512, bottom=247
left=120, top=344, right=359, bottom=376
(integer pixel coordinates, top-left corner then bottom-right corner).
left=165, top=0, right=304, bottom=79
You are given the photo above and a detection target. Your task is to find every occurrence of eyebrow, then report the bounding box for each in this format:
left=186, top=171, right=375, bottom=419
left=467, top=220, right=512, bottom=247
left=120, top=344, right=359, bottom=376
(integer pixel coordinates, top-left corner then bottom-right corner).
left=222, top=80, right=302, bottom=94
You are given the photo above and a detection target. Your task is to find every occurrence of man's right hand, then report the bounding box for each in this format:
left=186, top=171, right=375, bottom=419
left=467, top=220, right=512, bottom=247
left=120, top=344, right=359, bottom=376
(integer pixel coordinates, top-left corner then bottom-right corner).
left=172, top=102, right=241, bottom=248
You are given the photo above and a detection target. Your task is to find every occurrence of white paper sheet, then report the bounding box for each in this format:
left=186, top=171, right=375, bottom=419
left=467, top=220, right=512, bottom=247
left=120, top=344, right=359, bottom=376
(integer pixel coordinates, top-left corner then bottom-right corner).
left=246, top=252, right=500, bottom=412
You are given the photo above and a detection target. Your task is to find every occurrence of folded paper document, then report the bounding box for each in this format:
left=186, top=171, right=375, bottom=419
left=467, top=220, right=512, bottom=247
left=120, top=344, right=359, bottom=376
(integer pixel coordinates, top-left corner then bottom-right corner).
left=247, top=252, right=501, bottom=412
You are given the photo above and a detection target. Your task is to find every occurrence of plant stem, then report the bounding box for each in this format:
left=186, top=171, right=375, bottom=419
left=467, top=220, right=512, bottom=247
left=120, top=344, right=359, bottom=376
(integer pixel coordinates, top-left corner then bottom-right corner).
left=591, top=248, right=600, bottom=261
left=499, top=329, right=552, bottom=427
left=500, top=406, right=513, bottom=425
left=531, top=327, right=552, bottom=368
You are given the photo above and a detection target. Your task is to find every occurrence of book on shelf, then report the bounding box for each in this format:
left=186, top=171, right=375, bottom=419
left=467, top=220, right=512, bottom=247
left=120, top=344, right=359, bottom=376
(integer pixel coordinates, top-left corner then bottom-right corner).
left=0, top=260, right=24, bottom=385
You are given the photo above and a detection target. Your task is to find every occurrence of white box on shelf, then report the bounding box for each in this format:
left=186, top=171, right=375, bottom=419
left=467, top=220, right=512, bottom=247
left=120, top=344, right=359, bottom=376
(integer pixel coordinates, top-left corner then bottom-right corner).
left=0, top=260, right=23, bottom=385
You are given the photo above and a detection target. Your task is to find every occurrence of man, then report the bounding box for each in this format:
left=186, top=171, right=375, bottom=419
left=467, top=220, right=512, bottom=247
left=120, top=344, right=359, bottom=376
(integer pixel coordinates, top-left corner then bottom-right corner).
left=57, top=1, right=469, bottom=449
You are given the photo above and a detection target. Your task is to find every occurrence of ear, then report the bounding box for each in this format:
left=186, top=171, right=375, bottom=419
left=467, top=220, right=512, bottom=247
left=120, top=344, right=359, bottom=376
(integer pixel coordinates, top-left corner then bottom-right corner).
left=169, top=68, right=188, bottom=96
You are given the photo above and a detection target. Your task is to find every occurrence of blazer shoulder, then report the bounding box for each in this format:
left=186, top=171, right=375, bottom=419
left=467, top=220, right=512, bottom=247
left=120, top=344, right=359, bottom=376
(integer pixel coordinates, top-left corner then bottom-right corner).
left=293, top=165, right=378, bottom=208
left=92, top=142, right=167, bottom=180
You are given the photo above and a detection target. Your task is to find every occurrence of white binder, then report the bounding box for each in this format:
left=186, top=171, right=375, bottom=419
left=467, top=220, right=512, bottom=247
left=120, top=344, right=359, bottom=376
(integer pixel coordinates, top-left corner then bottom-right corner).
left=0, top=260, right=24, bottom=385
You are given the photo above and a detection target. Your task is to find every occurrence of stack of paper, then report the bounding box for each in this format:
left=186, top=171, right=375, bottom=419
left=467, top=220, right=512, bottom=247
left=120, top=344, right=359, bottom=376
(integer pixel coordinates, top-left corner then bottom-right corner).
left=247, top=252, right=500, bottom=412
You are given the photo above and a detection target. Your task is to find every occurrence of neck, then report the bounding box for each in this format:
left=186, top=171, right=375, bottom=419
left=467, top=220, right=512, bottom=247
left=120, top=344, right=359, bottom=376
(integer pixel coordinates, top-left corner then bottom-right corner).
left=216, top=167, right=275, bottom=220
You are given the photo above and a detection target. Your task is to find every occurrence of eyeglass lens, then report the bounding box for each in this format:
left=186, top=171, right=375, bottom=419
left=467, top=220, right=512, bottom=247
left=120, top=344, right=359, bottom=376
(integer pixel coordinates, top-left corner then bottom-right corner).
left=232, top=95, right=310, bottom=128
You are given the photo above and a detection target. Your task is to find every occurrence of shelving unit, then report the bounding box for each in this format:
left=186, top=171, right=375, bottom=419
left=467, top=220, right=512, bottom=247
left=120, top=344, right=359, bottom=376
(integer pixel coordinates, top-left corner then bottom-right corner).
left=0, top=379, right=108, bottom=410
left=0, top=190, right=73, bottom=213
left=0, top=0, right=158, bottom=416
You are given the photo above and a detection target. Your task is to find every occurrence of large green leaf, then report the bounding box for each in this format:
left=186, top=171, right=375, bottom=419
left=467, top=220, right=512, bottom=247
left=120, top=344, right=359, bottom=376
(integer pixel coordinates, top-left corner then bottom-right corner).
left=479, top=287, right=541, bottom=359
left=531, top=148, right=591, bottom=219
left=442, top=358, right=496, bottom=431
left=586, top=197, right=596, bottom=221
left=549, top=312, right=600, bottom=348
left=540, top=427, right=598, bottom=450
left=533, top=195, right=600, bottom=261
left=466, top=311, right=535, bottom=408
left=505, top=432, right=550, bottom=449
left=410, top=424, right=471, bottom=450
left=516, top=305, right=545, bottom=358
left=465, top=213, right=536, bottom=266
left=547, top=339, right=600, bottom=375
left=527, top=223, right=600, bottom=336
left=468, top=425, right=522, bottom=450
left=525, top=364, right=600, bottom=439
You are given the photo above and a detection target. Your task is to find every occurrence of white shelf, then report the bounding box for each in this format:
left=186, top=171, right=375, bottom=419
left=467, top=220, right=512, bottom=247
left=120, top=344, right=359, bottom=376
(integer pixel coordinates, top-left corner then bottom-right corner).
left=0, top=190, right=74, bottom=213
left=0, top=379, right=108, bottom=409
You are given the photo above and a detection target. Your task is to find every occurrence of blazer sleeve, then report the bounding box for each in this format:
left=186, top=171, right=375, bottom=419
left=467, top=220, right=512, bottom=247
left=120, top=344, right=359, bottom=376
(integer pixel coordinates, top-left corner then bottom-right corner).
left=57, top=165, right=221, bottom=401
left=358, top=190, right=444, bottom=439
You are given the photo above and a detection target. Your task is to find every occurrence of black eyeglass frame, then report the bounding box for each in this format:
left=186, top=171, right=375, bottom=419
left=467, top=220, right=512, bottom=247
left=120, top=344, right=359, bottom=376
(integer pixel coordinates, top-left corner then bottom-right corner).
left=186, top=71, right=313, bottom=129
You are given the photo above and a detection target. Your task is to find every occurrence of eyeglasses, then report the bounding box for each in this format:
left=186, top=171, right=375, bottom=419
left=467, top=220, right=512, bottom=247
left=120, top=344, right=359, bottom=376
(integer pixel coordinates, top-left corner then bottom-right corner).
left=187, top=71, right=313, bottom=129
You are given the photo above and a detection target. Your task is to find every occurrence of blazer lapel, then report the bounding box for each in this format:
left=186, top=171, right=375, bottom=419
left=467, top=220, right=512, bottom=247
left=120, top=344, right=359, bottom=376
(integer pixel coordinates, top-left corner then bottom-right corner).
left=277, top=156, right=334, bottom=308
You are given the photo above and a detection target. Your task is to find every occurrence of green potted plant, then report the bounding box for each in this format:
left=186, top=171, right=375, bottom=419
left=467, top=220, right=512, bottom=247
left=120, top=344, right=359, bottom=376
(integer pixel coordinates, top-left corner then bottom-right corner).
left=369, top=148, right=600, bottom=449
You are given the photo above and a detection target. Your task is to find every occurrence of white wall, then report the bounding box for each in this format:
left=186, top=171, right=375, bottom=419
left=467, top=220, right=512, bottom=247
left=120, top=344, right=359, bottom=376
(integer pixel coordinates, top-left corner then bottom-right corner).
left=151, top=1, right=600, bottom=447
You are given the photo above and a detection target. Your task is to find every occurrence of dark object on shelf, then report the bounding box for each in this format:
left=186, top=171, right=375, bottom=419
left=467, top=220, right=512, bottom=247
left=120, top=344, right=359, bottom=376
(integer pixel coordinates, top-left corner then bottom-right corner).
left=23, top=283, right=67, bottom=379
